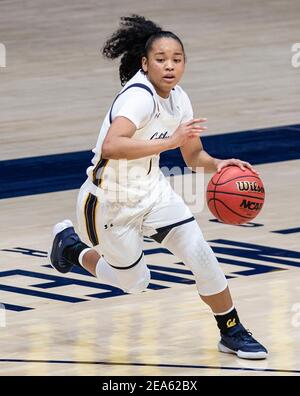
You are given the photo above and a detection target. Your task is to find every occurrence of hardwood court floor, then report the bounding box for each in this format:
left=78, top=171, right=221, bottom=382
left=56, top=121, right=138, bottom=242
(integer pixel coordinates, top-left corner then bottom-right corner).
left=0, top=270, right=299, bottom=376
left=1, top=0, right=300, bottom=376
left=0, top=161, right=299, bottom=375
left=1, top=0, right=300, bottom=160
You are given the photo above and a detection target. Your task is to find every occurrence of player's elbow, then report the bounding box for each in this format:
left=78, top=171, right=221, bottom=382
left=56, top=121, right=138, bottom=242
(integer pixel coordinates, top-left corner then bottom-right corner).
left=101, top=139, right=112, bottom=159
left=102, top=138, right=120, bottom=159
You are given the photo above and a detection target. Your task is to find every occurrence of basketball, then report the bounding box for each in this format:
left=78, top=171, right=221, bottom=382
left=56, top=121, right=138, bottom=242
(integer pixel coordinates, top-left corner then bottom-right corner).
left=206, top=166, right=265, bottom=225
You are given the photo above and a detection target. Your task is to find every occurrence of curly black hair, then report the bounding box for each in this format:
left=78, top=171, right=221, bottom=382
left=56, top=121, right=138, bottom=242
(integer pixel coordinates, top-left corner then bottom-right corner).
left=102, top=15, right=185, bottom=85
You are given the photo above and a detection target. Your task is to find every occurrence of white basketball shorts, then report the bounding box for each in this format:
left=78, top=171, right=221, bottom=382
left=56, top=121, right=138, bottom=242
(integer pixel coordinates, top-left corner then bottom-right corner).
left=76, top=173, right=194, bottom=268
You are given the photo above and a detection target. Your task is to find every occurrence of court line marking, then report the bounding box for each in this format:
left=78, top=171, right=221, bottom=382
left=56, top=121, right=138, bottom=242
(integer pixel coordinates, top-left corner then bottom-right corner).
left=1, top=124, right=300, bottom=199
left=0, top=359, right=299, bottom=374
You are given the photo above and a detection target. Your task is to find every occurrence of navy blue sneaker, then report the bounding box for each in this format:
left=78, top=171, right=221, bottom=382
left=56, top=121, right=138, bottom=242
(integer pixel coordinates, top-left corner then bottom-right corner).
left=49, top=219, right=80, bottom=273
left=218, top=323, right=268, bottom=359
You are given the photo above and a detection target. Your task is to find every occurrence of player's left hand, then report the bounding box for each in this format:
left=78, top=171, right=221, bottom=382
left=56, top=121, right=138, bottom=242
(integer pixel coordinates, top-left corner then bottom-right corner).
left=215, top=158, right=259, bottom=174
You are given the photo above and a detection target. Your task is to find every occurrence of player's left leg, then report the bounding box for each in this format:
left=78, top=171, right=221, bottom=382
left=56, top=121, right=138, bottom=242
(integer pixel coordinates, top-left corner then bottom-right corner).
left=143, top=179, right=268, bottom=359
left=157, top=221, right=268, bottom=359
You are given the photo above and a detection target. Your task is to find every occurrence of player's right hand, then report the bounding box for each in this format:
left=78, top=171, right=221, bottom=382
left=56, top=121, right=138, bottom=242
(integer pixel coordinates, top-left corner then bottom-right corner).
left=168, top=118, right=207, bottom=149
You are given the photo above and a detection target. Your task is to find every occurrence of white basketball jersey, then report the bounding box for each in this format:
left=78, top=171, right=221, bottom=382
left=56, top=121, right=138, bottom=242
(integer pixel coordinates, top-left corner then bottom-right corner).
left=86, top=70, right=193, bottom=201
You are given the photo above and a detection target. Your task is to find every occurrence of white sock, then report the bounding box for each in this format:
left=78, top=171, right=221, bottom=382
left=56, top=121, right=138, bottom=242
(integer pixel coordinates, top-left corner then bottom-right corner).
left=213, top=305, right=235, bottom=316
left=78, top=248, right=92, bottom=266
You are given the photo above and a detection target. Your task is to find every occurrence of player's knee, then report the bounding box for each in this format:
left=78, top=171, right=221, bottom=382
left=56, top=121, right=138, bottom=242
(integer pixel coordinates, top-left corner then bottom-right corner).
left=162, top=222, right=227, bottom=295
left=123, top=276, right=150, bottom=294
left=188, top=242, right=228, bottom=295
left=191, top=241, right=216, bottom=272
left=121, top=267, right=151, bottom=295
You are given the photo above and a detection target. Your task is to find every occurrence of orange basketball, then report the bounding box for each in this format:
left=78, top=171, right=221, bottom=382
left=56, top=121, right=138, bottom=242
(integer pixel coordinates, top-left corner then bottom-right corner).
left=206, top=165, right=265, bottom=225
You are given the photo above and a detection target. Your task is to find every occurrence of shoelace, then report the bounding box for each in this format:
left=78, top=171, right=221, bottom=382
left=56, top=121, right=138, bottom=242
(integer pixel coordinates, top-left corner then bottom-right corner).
left=234, top=329, right=254, bottom=342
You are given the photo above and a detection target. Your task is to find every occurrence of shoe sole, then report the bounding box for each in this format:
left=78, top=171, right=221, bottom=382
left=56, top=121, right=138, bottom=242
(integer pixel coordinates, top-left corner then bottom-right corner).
left=218, top=341, right=267, bottom=360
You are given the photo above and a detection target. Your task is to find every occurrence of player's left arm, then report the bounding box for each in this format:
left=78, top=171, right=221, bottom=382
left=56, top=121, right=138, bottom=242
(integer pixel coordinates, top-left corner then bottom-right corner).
left=180, top=135, right=258, bottom=174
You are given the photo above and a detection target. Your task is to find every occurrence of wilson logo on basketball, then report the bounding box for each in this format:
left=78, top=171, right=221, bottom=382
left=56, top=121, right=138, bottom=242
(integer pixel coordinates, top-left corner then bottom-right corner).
left=236, top=181, right=264, bottom=193
left=207, top=167, right=266, bottom=225
left=240, top=200, right=263, bottom=211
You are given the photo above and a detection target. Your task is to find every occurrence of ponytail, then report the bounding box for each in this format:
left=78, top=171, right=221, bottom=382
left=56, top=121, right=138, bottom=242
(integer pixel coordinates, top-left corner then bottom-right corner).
left=102, top=15, right=184, bottom=85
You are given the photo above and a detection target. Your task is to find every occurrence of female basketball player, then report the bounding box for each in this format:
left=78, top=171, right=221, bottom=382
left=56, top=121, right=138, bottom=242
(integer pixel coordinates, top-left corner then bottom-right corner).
left=49, top=15, right=267, bottom=359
